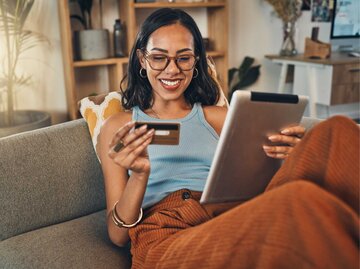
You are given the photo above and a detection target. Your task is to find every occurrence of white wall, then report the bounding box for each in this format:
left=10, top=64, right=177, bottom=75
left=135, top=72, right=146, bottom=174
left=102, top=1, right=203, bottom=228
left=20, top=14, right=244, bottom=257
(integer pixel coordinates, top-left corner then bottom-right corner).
left=228, top=0, right=331, bottom=93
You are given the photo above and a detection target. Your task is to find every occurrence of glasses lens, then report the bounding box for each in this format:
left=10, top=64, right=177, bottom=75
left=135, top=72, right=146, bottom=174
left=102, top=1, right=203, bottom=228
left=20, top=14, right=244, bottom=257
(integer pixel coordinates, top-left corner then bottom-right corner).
left=176, top=55, right=196, bottom=71
left=147, top=54, right=168, bottom=70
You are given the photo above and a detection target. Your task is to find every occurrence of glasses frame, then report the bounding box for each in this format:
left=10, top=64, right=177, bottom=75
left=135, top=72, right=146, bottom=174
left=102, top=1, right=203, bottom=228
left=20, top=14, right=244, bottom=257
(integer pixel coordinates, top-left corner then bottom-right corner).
left=141, top=49, right=199, bottom=72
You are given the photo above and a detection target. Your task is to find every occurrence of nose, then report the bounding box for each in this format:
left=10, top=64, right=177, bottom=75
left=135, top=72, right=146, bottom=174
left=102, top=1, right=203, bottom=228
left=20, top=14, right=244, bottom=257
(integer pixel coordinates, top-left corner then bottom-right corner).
left=164, top=58, right=181, bottom=74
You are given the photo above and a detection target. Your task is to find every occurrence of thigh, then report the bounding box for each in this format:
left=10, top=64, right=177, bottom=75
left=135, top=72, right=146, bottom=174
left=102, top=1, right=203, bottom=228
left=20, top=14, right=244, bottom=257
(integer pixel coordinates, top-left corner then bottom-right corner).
left=139, top=181, right=359, bottom=269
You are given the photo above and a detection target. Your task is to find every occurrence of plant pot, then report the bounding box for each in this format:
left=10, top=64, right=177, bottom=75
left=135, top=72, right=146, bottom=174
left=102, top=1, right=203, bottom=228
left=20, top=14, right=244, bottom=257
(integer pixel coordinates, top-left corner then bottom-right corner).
left=74, top=29, right=110, bottom=60
left=0, top=110, right=52, bottom=138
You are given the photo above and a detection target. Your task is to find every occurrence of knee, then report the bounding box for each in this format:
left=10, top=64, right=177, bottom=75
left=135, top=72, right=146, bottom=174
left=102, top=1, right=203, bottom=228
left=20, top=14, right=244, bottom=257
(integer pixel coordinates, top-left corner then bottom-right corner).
left=306, top=115, right=358, bottom=144
left=273, top=181, right=325, bottom=205
left=319, top=115, right=356, bottom=130
left=289, top=180, right=320, bottom=193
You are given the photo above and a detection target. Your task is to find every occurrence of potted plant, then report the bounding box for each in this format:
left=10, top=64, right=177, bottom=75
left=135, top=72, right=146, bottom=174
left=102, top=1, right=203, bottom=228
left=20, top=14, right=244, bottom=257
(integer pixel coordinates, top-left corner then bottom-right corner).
left=0, top=0, right=51, bottom=138
left=71, top=0, right=110, bottom=60
left=228, top=56, right=261, bottom=101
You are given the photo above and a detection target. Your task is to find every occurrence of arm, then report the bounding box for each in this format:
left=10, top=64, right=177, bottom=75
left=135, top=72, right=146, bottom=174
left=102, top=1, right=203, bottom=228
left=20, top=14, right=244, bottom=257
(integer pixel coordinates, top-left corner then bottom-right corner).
left=98, top=112, right=154, bottom=247
left=202, top=105, right=228, bottom=136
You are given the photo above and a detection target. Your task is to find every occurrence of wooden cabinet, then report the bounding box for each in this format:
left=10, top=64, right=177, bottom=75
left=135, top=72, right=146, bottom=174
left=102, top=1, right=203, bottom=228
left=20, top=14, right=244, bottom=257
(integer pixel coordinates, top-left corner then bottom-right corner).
left=266, top=53, right=360, bottom=118
left=331, top=63, right=360, bottom=105
left=58, top=0, right=229, bottom=120
left=290, top=56, right=360, bottom=107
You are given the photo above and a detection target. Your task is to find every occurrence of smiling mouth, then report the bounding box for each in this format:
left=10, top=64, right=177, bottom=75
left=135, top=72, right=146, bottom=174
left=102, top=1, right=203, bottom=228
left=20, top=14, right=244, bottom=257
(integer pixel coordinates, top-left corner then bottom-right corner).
left=160, top=79, right=181, bottom=86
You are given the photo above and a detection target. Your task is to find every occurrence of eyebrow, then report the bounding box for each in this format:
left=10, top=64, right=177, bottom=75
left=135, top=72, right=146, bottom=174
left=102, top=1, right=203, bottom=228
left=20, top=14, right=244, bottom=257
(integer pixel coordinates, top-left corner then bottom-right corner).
left=150, top=48, right=193, bottom=54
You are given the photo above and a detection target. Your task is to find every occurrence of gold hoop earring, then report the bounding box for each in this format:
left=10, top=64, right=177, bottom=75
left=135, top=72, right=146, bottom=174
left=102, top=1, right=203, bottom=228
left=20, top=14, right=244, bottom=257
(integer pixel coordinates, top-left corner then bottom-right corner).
left=193, top=68, right=199, bottom=79
left=139, top=68, right=147, bottom=78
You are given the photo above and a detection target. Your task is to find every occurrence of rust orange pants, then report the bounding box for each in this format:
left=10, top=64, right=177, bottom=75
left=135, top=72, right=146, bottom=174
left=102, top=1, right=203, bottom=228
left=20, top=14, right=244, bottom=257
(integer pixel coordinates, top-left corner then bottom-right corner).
left=129, top=116, right=359, bottom=269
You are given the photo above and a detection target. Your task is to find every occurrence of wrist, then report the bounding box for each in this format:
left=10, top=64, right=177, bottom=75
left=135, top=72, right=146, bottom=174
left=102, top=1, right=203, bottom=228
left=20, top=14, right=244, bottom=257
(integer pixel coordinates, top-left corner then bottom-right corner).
left=111, top=201, right=143, bottom=228
left=130, top=170, right=150, bottom=183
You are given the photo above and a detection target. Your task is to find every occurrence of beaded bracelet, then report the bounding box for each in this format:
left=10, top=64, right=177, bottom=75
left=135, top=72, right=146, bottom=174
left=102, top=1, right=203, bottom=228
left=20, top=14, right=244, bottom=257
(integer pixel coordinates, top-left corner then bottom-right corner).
left=111, top=201, right=143, bottom=228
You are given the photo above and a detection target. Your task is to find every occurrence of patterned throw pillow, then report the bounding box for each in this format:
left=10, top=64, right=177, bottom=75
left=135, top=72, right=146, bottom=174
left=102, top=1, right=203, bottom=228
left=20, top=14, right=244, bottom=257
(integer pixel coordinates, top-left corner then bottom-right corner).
left=79, top=91, right=123, bottom=155
left=79, top=58, right=228, bottom=157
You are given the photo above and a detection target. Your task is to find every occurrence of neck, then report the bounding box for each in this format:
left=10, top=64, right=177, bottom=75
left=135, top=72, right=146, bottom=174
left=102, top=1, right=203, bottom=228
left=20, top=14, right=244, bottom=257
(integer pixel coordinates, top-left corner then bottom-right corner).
left=147, top=102, right=192, bottom=120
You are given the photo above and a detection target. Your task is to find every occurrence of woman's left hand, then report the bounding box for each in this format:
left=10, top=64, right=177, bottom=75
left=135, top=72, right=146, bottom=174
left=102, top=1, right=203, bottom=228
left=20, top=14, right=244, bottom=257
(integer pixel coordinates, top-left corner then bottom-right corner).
left=263, top=125, right=306, bottom=159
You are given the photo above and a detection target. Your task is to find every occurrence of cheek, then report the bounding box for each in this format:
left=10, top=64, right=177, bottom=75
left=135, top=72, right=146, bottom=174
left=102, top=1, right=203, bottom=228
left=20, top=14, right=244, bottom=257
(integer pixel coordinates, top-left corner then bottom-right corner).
left=184, top=71, right=194, bottom=84
left=146, top=70, right=160, bottom=85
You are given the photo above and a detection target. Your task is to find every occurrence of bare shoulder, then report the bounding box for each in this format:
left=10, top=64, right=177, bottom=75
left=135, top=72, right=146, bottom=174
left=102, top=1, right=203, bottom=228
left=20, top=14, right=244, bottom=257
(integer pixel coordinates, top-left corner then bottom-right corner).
left=101, top=111, right=132, bottom=136
left=202, top=105, right=228, bottom=135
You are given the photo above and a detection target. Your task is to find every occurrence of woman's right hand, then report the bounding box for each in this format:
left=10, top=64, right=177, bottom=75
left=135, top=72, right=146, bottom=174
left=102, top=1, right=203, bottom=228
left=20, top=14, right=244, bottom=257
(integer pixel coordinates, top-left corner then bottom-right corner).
left=108, top=121, right=155, bottom=175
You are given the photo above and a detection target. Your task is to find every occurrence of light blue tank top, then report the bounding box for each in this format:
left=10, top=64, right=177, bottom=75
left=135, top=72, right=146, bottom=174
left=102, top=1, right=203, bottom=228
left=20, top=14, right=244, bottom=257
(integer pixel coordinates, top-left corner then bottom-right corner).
left=132, top=103, right=219, bottom=208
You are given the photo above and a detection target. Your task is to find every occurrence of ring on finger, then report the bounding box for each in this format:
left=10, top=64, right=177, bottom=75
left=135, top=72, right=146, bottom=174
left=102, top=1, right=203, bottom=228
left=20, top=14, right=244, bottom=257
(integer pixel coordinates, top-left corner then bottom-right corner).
left=113, top=139, right=125, bottom=153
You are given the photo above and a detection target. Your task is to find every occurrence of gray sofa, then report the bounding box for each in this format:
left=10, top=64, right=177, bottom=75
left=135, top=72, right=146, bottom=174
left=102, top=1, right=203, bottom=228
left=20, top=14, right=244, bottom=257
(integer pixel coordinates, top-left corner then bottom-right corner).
left=0, top=117, right=321, bottom=269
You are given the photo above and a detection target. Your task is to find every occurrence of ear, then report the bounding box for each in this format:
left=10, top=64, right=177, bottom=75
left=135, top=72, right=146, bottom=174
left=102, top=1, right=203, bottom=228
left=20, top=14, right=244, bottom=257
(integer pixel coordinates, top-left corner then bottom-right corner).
left=136, top=49, right=146, bottom=69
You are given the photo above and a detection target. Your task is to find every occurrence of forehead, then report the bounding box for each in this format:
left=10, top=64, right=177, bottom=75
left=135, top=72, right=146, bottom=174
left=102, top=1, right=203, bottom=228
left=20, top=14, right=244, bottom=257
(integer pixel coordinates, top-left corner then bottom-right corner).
left=146, top=23, right=194, bottom=52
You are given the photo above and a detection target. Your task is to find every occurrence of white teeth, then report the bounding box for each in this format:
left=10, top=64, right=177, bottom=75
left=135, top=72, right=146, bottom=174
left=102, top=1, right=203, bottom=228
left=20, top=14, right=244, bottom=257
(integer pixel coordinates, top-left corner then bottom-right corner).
left=161, top=79, right=180, bottom=86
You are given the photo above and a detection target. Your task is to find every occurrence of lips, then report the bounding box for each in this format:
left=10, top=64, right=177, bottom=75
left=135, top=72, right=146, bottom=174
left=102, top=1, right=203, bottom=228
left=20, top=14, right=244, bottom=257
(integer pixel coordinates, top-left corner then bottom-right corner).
left=160, top=79, right=181, bottom=90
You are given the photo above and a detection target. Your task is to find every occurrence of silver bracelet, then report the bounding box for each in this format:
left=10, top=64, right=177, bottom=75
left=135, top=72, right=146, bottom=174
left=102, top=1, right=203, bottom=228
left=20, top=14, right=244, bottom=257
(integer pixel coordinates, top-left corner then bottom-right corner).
left=111, top=201, right=143, bottom=228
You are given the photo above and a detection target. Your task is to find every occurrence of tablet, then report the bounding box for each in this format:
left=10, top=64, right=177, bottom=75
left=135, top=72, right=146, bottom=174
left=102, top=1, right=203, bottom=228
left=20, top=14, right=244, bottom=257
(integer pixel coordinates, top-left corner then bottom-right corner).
left=200, top=91, right=308, bottom=204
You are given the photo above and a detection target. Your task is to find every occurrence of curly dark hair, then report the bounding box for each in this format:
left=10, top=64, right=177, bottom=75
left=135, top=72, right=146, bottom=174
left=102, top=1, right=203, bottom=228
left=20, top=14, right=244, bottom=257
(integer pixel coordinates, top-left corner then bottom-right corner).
left=120, top=8, right=220, bottom=110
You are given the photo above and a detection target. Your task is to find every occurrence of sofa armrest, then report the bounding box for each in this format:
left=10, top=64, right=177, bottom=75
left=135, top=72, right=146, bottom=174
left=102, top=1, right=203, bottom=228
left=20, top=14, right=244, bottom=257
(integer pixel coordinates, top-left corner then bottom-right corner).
left=300, top=116, right=323, bottom=130
left=0, top=119, right=105, bottom=241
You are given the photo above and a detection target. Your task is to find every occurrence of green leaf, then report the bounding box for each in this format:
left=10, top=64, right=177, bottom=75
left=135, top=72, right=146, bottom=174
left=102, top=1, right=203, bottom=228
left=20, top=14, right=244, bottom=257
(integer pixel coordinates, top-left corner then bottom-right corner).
left=237, top=56, right=255, bottom=81
left=76, top=0, right=93, bottom=29
left=237, top=65, right=261, bottom=89
left=228, top=67, right=237, bottom=85
left=19, top=30, right=49, bottom=53
left=77, top=0, right=93, bottom=14
left=228, top=56, right=261, bottom=101
left=70, top=14, right=86, bottom=29
left=18, top=0, right=34, bottom=27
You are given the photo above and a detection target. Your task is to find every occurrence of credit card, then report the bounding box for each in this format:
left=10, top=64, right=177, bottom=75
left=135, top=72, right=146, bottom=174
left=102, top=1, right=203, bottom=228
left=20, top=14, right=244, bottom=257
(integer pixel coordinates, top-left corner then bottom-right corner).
left=135, top=122, right=180, bottom=145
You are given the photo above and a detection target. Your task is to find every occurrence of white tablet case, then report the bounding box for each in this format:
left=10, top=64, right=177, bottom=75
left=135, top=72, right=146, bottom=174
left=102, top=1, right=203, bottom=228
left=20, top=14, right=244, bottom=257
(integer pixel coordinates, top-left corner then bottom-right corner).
left=200, top=91, right=308, bottom=204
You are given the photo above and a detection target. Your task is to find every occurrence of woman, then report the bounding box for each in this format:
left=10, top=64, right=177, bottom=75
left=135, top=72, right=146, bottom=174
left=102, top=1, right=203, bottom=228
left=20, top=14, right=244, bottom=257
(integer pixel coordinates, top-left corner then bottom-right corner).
left=98, top=8, right=359, bottom=269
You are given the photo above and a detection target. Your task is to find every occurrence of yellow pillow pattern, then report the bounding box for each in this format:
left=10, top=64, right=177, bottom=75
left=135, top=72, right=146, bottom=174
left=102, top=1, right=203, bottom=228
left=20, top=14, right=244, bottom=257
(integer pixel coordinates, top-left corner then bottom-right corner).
left=79, top=91, right=123, bottom=155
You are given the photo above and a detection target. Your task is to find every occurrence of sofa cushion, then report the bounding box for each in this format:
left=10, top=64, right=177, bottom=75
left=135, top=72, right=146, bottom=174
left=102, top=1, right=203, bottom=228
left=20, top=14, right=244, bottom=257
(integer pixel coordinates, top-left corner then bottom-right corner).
left=0, top=119, right=105, bottom=241
left=0, top=210, right=131, bottom=269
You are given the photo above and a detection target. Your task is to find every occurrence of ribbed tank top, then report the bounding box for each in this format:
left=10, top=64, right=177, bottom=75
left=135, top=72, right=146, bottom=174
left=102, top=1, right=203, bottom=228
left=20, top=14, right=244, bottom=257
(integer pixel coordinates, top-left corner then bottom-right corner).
left=132, top=103, right=219, bottom=208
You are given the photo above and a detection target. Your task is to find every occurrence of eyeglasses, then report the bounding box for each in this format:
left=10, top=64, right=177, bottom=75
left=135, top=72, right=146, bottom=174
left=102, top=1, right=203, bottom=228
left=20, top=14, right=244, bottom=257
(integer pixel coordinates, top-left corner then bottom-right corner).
left=142, top=50, right=199, bottom=71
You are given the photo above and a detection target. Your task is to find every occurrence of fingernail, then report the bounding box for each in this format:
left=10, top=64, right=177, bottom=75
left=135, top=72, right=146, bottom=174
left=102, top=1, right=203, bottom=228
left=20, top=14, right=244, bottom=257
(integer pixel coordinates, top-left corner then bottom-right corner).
left=263, top=145, right=271, bottom=150
left=140, top=124, right=147, bottom=130
left=281, top=129, right=290, bottom=134
left=268, top=136, right=277, bottom=141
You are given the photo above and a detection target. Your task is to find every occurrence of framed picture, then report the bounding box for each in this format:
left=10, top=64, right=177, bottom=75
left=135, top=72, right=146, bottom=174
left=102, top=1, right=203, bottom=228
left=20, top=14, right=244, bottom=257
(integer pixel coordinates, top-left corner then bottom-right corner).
left=311, top=0, right=333, bottom=22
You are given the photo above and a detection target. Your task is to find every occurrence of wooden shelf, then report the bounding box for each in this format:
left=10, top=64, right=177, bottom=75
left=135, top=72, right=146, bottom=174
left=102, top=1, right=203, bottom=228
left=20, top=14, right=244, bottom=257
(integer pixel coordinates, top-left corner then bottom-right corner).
left=73, top=57, right=129, bottom=67
left=207, top=51, right=225, bottom=58
left=58, top=0, right=228, bottom=120
left=133, top=2, right=226, bottom=8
